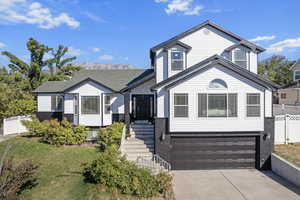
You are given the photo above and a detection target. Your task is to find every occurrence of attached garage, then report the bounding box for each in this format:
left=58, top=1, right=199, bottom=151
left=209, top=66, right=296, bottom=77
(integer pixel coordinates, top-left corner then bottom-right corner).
left=171, top=136, right=258, bottom=170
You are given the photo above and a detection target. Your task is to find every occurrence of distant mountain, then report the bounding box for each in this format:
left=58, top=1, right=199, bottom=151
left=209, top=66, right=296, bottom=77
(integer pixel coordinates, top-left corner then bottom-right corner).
left=73, top=62, right=136, bottom=70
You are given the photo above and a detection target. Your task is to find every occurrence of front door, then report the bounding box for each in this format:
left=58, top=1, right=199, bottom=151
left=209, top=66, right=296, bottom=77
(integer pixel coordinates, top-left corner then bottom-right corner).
left=132, top=95, right=154, bottom=121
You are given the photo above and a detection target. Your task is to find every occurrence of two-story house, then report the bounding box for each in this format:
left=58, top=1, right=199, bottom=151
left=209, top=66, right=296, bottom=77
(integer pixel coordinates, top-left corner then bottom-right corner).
left=34, top=21, right=279, bottom=170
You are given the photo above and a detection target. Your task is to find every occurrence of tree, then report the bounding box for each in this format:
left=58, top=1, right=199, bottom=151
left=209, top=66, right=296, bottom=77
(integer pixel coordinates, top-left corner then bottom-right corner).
left=2, top=38, right=53, bottom=90
left=47, top=45, right=81, bottom=81
left=258, top=56, right=295, bottom=86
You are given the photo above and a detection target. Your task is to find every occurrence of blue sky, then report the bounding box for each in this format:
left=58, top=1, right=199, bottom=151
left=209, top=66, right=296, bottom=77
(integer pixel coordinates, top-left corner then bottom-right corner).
left=0, top=0, right=300, bottom=69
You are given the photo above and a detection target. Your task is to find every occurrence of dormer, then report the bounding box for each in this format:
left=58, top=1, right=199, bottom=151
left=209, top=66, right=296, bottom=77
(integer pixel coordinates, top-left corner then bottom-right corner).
left=150, top=21, right=265, bottom=84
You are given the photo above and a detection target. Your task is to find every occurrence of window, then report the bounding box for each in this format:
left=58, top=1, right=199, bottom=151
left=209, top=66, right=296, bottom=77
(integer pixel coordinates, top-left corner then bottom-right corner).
left=171, top=51, right=184, bottom=71
left=174, top=93, right=188, bottom=117
left=295, top=70, right=300, bottom=81
left=51, top=95, right=63, bottom=111
left=209, top=79, right=228, bottom=89
left=198, top=93, right=237, bottom=117
left=281, top=93, right=286, bottom=99
left=81, top=96, right=100, bottom=114
left=246, top=94, right=260, bottom=117
left=104, top=95, right=111, bottom=114
left=208, top=94, right=227, bottom=117
left=233, top=49, right=247, bottom=68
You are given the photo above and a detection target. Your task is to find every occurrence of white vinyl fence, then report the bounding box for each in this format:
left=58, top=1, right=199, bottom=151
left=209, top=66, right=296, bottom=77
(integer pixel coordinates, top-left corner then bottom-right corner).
left=3, top=115, right=31, bottom=136
left=275, top=115, right=300, bottom=144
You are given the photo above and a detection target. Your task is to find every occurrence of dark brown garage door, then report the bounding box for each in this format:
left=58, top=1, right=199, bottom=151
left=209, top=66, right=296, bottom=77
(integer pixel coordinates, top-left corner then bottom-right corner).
left=171, top=136, right=257, bottom=170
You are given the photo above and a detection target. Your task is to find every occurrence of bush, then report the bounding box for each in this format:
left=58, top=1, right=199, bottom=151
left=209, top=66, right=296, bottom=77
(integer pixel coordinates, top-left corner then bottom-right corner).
left=0, top=145, right=39, bottom=200
left=23, top=117, right=88, bottom=145
left=82, top=148, right=173, bottom=198
left=98, top=122, right=124, bottom=150
left=22, top=116, right=48, bottom=137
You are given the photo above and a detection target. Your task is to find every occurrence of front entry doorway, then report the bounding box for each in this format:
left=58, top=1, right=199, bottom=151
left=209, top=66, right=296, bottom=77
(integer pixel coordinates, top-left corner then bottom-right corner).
left=131, top=94, right=154, bottom=122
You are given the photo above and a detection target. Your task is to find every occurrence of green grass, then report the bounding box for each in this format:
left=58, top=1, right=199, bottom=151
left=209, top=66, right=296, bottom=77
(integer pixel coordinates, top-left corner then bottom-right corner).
left=0, top=137, right=161, bottom=200
left=275, top=143, right=300, bottom=168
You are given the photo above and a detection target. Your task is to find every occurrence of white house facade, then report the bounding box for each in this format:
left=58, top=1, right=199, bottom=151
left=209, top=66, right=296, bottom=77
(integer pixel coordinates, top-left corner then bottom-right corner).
left=34, top=21, right=279, bottom=170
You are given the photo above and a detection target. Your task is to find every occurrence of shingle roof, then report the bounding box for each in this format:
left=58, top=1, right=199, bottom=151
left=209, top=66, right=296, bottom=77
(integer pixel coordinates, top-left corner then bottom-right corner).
left=34, top=69, right=154, bottom=93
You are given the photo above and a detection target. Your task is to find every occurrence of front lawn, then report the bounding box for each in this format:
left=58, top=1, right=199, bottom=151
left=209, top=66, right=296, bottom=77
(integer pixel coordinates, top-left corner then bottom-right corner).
left=275, top=143, right=300, bottom=168
left=0, top=137, right=163, bottom=200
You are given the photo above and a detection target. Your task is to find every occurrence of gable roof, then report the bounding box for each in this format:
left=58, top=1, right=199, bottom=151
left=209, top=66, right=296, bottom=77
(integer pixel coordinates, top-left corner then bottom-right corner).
left=151, top=55, right=280, bottom=91
left=34, top=69, right=153, bottom=93
left=150, top=21, right=265, bottom=55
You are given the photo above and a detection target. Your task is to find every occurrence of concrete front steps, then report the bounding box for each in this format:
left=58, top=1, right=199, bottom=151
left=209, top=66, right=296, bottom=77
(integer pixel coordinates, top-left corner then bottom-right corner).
left=123, top=122, right=154, bottom=161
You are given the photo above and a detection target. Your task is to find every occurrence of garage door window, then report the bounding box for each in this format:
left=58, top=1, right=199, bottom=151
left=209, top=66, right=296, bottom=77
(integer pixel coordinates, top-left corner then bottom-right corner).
left=174, top=93, right=188, bottom=117
left=198, top=93, right=237, bottom=117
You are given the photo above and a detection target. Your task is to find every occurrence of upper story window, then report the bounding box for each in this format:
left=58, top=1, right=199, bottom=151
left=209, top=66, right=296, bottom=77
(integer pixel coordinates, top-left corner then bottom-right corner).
left=246, top=93, right=260, bottom=117
left=171, top=50, right=184, bottom=71
left=232, top=48, right=248, bottom=68
left=294, top=70, right=300, bottom=81
left=51, top=95, right=63, bottom=111
left=209, top=79, right=228, bottom=89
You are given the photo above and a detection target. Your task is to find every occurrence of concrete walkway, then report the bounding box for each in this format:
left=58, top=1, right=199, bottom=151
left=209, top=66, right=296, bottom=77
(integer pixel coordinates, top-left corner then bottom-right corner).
left=173, top=169, right=300, bottom=200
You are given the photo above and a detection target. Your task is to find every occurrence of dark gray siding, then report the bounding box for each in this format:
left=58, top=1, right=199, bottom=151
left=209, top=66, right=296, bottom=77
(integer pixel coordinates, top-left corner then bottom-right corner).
left=112, top=114, right=125, bottom=123
left=154, top=118, right=171, bottom=163
left=36, top=112, right=63, bottom=121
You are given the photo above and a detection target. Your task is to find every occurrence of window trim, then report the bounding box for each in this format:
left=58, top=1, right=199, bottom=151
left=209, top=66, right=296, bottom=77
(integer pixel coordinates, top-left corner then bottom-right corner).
left=173, top=93, right=189, bottom=118
left=232, top=48, right=248, bottom=69
left=51, top=95, right=64, bottom=112
left=294, top=70, right=300, bottom=81
left=246, top=93, right=261, bottom=117
left=104, top=95, right=111, bottom=114
left=81, top=96, right=100, bottom=115
left=198, top=93, right=238, bottom=118
left=170, top=50, right=185, bottom=71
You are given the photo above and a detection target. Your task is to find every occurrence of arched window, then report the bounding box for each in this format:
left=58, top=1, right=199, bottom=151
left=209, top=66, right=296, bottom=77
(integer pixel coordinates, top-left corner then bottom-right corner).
left=209, top=79, right=227, bottom=89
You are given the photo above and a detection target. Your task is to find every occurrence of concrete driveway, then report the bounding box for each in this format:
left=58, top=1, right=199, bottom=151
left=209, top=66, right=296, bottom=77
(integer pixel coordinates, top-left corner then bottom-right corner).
left=173, top=169, right=300, bottom=200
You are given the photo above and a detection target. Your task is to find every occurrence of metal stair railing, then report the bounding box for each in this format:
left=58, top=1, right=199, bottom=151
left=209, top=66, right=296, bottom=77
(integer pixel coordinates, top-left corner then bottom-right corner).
left=136, top=154, right=171, bottom=172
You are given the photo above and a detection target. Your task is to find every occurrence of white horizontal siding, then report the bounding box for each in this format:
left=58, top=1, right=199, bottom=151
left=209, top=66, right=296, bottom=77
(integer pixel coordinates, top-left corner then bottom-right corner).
left=155, top=24, right=259, bottom=83
left=37, top=94, right=53, bottom=112
left=64, top=94, right=74, bottom=114
left=168, top=64, right=265, bottom=132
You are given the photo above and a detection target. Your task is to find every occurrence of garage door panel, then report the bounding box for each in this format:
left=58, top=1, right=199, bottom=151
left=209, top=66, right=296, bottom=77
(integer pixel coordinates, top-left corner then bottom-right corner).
left=171, top=136, right=257, bottom=170
left=172, top=144, right=255, bottom=151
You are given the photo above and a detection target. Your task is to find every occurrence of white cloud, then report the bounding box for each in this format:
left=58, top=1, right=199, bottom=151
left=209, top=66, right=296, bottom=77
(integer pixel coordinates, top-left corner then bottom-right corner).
left=92, top=47, right=101, bottom=52
left=67, top=47, right=82, bottom=56
left=0, top=0, right=80, bottom=29
left=250, top=35, right=276, bottom=42
left=82, top=11, right=106, bottom=23
left=99, top=55, right=113, bottom=60
left=0, top=42, right=6, bottom=48
left=155, top=0, right=203, bottom=16
left=266, top=38, right=300, bottom=53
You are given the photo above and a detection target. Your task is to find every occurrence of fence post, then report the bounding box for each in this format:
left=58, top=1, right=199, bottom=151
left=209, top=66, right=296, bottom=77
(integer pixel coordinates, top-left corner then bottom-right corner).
left=285, top=114, right=289, bottom=144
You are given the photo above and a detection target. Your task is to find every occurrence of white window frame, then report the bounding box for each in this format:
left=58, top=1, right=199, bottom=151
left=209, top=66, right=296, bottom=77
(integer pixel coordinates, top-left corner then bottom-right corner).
left=294, top=70, right=300, bottom=81
left=173, top=93, right=188, bottom=118
left=104, top=95, right=111, bottom=114
left=51, top=95, right=63, bottom=112
left=198, top=93, right=238, bottom=118
left=171, top=50, right=185, bottom=71
left=246, top=93, right=261, bottom=117
left=81, top=96, right=100, bottom=115
left=232, top=48, right=249, bottom=69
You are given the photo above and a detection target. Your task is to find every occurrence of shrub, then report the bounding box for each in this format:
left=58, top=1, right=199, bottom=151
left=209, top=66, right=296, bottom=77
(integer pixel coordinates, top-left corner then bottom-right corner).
left=23, top=118, right=88, bottom=145
left=0, top=145, right=39, bottom=200
left=22, top=116, right=48, bottom=137
left=98, top=122, right=124, bottom=150
left=82, top=148, right=173, bottom=198
left=42, top=118, right=88, bottom=145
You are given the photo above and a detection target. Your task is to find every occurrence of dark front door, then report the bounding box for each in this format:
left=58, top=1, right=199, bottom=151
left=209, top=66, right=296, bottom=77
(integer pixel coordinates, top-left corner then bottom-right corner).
left=132, top=95, right=154, bottom=121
